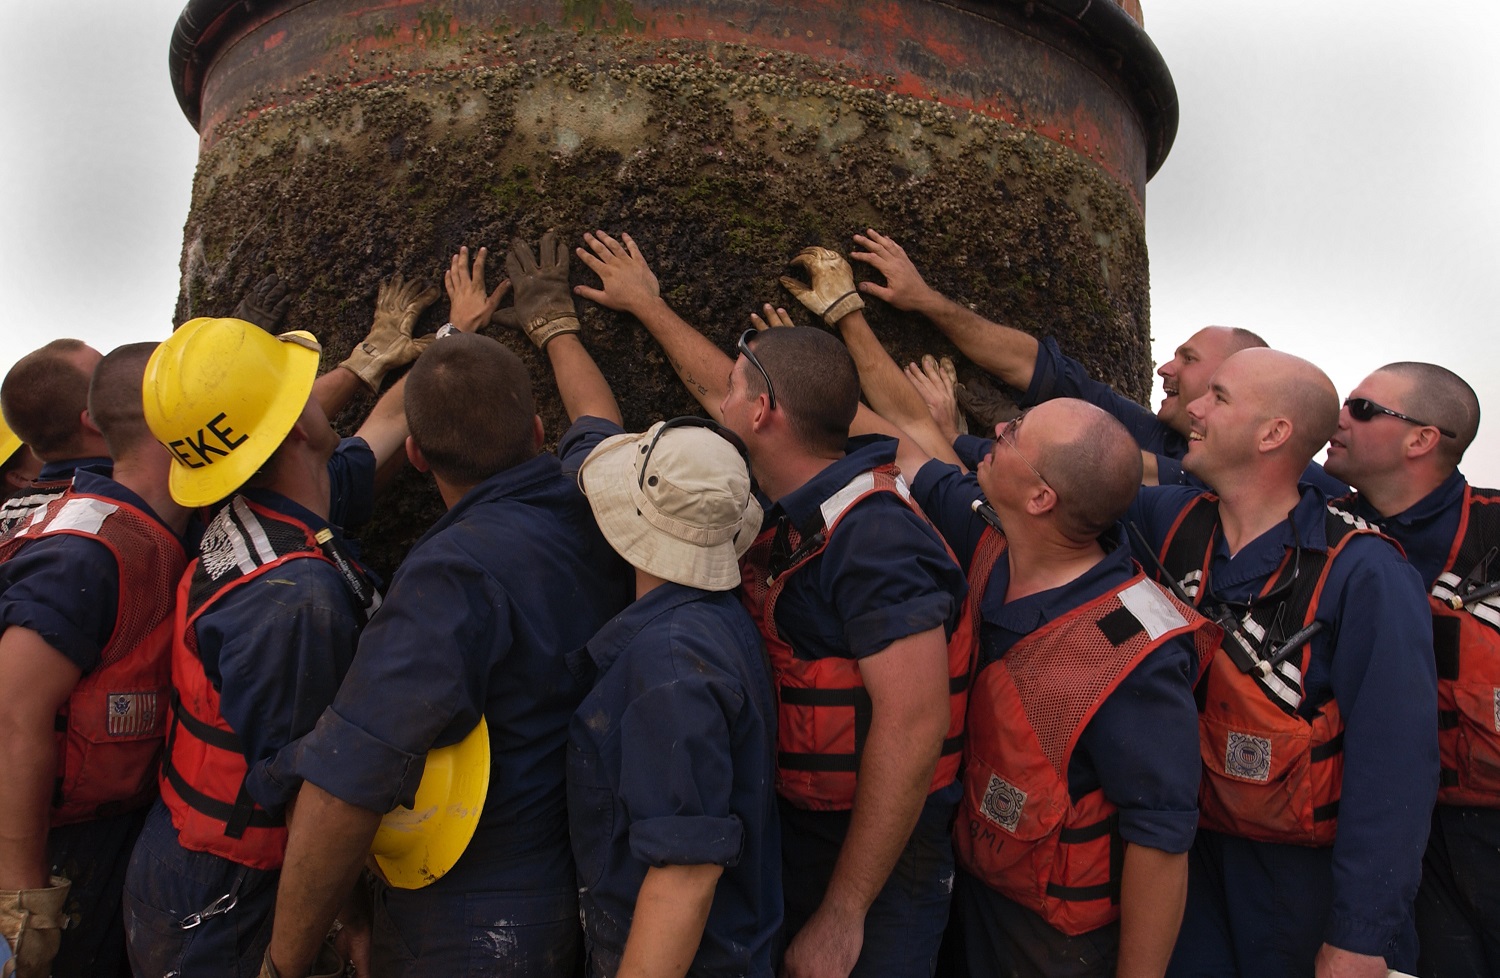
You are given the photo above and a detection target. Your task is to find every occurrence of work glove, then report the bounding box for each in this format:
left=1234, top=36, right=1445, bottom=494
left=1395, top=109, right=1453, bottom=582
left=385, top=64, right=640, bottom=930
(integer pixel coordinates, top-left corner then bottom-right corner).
left=340, top=273, right=441, bottom=392
left=233, top=273, right=294, bottom=332
left=495, top=230, right=582, bottom=349
left=0, top=876, right=70, bottom=978
left=780, top=247, right=866, bottom=326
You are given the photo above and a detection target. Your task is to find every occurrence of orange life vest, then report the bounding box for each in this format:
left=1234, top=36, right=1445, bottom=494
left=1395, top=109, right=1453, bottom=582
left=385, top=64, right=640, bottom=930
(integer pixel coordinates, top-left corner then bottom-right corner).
left=159, top=496, right=371, bottom=870
left=956, top=546, right=1218, bottom=935
left=739, top=464, right=977, bottom=811
left=1422, top=485, right=1500, bottom=807
left=1154, top=495, right=1384, bottom=846
left=0, top=490, right=186, bottom=826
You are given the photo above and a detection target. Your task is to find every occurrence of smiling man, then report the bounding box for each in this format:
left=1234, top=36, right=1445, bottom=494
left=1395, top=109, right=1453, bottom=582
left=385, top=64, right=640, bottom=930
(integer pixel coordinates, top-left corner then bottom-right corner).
left=1128, top=348, right=1437, bottom=978
left=847, top=230, right=1346, bottom=495
left=1322, top=362, right=1500, bottom=977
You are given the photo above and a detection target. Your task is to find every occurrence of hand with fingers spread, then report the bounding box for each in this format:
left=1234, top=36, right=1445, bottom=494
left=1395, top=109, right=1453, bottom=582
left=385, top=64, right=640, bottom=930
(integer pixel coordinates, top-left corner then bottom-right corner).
left=339, top=272, right=442, bottom=392
left=780, top=247, right=865, bottom=327
left=904, top=354, right=968, bottom=440
left=444, top=245, right=510, bottom=334
left=233, top=273, right=294, bottom=331
left=849, top=229, right=941, bottom=313
left=749, top=303, right=796, bottom=332
left=573, top=230, right=662, bottom=318
left=495, top=230, right=581, bottom=350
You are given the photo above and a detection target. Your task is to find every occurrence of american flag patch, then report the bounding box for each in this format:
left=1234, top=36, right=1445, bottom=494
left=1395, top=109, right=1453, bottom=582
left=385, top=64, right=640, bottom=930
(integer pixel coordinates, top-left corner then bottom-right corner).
left=106, top=692, right=160, bottom=738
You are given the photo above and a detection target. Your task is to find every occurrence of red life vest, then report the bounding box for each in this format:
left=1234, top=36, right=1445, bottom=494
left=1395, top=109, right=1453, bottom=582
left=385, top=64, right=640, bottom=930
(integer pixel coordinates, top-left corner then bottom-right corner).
left=0, top=490, right=186, bottom=826
left=1422, top=485, right=1500, bottom=807
left=1154, top=495, right=1385, bottom=846
left=956, top=543, right=1218, bottom=935
left=159, top=496, right=365, bottom=870
left=0, top=476, right=72, bottom=537
left=739, top=464, right=978, bottom=811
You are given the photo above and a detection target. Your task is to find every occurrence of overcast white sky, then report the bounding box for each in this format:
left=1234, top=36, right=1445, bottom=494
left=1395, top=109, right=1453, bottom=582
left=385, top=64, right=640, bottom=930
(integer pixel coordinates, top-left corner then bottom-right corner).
left=2, top=1, right=1496, bottom=482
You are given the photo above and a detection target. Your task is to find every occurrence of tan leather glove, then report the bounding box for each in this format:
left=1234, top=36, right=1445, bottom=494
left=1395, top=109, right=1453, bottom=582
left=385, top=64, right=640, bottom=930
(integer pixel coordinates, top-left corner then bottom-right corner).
left=340, top=273, right=441, bottom=391
left=0, top=876, right=70, bottom=978
left=780, top=247, right=866, bottom=326
left=496, top=230, right=582, bottom=349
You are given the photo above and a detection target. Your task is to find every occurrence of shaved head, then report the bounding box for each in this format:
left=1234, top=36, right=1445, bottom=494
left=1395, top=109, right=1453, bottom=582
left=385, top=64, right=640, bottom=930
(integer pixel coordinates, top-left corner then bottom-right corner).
left=1377, top=362, right=1479, bottom=465
left=1034, top=400, right=1143, bottom=540
left=1234, top=348, right=1339, bottom=463
left=89, top=343, right=158, bottom=458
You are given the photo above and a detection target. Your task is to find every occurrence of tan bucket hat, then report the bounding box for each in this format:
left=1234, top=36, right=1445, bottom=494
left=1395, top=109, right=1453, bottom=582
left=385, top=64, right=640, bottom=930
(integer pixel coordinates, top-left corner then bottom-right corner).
left=578, top=417, right=762, bottom=591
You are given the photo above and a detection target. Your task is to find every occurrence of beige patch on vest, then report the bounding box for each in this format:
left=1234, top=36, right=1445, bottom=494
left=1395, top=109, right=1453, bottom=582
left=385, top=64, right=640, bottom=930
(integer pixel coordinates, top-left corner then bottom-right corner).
left=981, top=774, right=1026, bottom=833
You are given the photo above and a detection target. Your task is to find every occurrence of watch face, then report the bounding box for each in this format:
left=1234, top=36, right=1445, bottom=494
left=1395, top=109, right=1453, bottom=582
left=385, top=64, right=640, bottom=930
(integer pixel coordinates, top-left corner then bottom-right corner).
left=436, top=324, right=457, bottom=339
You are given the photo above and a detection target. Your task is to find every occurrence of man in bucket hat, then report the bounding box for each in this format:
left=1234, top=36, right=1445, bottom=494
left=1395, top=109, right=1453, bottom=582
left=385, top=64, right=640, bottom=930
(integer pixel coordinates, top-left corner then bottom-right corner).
left=531, top=270, right=780, bottom=976
left=123, top=274, right=437, bottom=978
left=575, top=231, right=968, bottom=978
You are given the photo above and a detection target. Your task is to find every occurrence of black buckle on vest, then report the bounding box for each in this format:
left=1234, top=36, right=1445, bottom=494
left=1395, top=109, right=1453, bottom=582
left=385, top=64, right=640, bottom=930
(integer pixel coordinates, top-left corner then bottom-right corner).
left=768, top=514, right=827, bottom=583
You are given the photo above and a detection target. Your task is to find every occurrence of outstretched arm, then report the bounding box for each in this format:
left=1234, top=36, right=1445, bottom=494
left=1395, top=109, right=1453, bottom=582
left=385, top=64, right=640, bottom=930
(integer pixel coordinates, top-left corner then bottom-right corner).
left=777, top=252, right=959, bottom=472
left=851, top=230, right=1039, bottom=390
left=547, top=335, right=621, bottom=425
left=502, top=232, right=621, bottom=424
left=574, top=231, right=732, bottom=421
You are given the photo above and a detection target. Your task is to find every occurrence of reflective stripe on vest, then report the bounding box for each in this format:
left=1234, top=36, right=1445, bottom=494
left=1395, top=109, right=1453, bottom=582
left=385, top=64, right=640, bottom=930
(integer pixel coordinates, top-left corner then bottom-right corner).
left=739, top=464, right=977, bottom=810
left=1158, top=495, right=1384, bottom=845
left=955, top=573, right=1220, bottom=935
left=1421, top=485, right=1500, bottom=807
left=0, top=477, right=72, bottom=538
left=0, top=491, right=186, bottom=826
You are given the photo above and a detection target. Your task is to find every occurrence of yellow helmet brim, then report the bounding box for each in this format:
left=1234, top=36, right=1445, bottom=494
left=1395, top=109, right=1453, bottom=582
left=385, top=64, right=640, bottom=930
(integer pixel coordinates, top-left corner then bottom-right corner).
left=144, top=320, right=321, bottom=507
left=370, top=716, right=490, bottom=889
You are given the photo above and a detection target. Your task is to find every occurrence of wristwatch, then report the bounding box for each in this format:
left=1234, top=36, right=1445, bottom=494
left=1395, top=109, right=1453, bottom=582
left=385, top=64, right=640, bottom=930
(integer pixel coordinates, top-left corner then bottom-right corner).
left=435, top=323, right=459, bottom=339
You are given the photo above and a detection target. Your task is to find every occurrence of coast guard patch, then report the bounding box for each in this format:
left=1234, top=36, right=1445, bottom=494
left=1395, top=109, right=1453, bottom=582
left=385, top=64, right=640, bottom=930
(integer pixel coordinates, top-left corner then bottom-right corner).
left=107, top=692, right=160, bottom=738
left=980, top=774, right=1026, bottom=834
left=1225, top=731, right=1272, bottom=782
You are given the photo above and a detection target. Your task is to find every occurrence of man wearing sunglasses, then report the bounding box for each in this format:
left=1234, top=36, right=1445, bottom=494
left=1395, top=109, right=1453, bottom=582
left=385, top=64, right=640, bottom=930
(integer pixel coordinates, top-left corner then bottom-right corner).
left=844, top=229, right=1348, bottom=496
left=815, top=286, right=1220, bottom=978
left=1323, top=363, right=1498, bottom=977
left=1125, top=349, right=1436, bottom=978
left=574, top=230, right=970, bottom=978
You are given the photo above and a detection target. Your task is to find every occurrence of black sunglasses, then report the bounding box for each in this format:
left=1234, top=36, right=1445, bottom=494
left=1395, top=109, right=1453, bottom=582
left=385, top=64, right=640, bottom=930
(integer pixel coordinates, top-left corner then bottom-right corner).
left=637, top=416, right=750, bottom=490
left=737, top=328, right=778, bottom=410
left=1344, top=397, right=1456, bottom=439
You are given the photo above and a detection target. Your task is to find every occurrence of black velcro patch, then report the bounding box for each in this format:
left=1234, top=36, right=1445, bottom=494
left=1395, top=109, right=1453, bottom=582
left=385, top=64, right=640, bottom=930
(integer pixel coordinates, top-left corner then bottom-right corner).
left=1433, top=616, right=1462, bottom=681
left=1097, top=606, right=1144, bottom=647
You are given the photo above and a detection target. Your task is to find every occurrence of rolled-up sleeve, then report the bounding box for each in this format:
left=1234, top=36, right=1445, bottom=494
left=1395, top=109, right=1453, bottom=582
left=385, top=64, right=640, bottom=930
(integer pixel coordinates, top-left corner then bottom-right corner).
left=819, top=502, right=964, bottom=658
left=1082, top=638, right=1202, bottom=853
left=619, top=674, right=746, bottom=868
left=272, top=549, right=504, bottom=812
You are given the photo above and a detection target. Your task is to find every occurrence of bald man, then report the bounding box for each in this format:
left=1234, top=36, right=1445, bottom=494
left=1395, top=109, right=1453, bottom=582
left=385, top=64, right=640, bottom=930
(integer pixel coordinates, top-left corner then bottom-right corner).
left=847, top=230, right=1348, bottom=495
left=0, top=340, right=111, bottom=534
left=1127, top=349, right=1437, bottom=977
left=1323, top=363, right=1500, bottom=977
left=791, top=293, right=1217, bottom=978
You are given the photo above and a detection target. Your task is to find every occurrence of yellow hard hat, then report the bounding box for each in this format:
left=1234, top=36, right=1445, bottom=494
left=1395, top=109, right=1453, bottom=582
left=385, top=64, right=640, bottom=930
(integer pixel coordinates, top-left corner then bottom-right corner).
left=370, top=717, right=490, bottom=889
left=142, top=318, right=321, bottom=507
left=0, top=415, right=20, bottom=466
